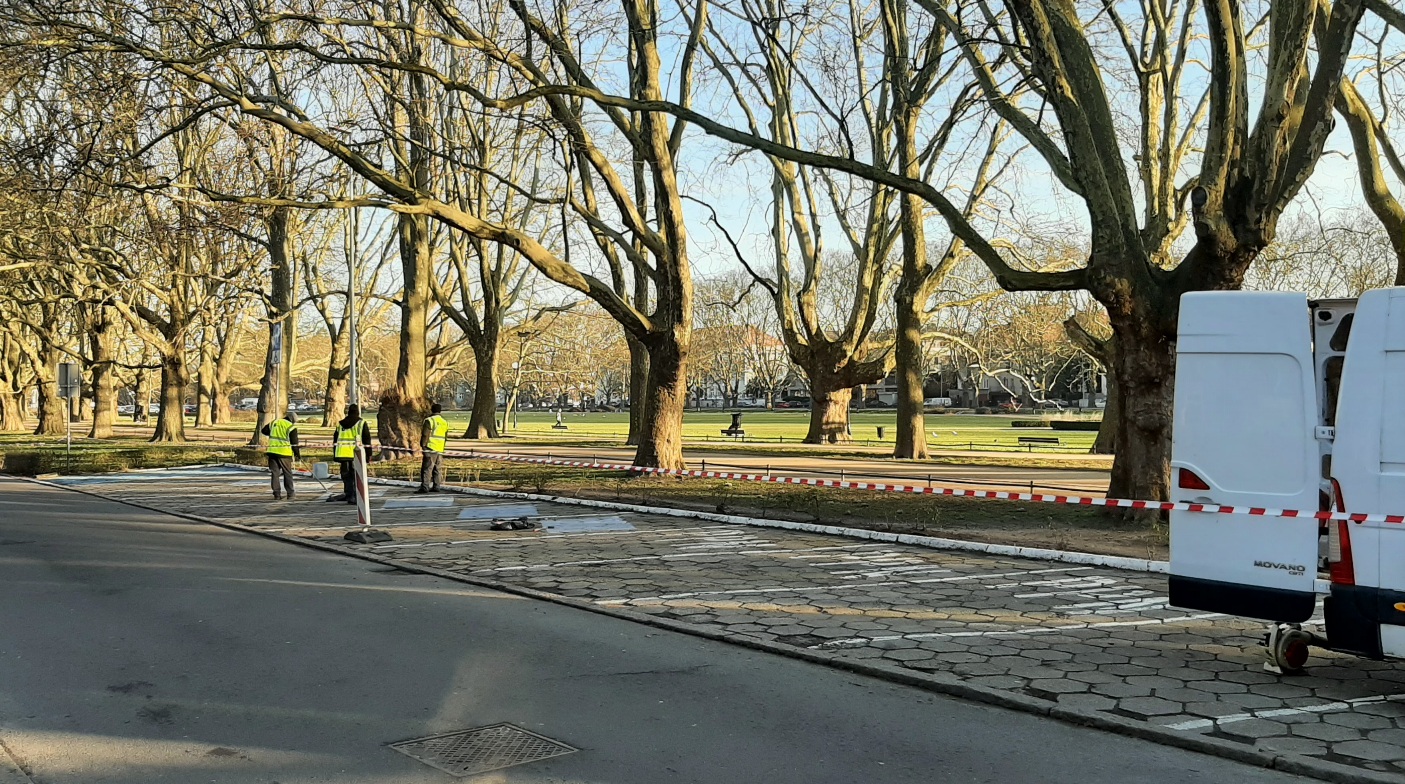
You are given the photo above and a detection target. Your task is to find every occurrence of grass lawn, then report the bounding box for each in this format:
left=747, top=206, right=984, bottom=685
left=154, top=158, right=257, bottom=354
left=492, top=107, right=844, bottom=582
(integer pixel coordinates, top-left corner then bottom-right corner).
left=431, top=409, right=1101, bottom=453
left=1, top=408, right=1107, bottom=475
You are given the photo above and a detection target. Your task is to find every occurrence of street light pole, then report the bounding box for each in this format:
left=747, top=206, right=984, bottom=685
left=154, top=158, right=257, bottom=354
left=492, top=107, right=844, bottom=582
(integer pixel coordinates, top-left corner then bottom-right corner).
left=347, top=207, right=359, bottom=408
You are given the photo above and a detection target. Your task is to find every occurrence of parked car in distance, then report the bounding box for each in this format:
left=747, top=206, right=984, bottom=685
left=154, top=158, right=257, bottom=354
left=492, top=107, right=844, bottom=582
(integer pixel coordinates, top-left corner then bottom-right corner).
left=923, top=397, right=953, bottom=408
left=117, top=404, right=135, bottom=416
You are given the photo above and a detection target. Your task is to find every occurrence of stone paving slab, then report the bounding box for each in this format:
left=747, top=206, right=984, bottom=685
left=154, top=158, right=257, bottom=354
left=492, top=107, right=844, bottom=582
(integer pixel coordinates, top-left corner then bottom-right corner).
left=48, top=467, right=1405, bottom=781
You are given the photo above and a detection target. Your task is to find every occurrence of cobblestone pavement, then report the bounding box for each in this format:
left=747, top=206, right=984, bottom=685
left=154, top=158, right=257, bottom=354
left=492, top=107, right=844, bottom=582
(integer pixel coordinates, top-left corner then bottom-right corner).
left=52, top=467, right=1405, bottom=780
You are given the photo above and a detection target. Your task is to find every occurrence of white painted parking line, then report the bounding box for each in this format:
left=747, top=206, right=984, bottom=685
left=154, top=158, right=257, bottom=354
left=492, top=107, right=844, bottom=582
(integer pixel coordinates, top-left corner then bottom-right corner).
left=383, top=497, right=456, bottom=509
left=540, top=515, right=635, bottom=533
left=812, top=612, right=1226, bottom=649
left=1164, top=694, right=1405, bottom=731
left=596, top=579, right=944, bottom=605
left=457, top=503, right=539, bottom=519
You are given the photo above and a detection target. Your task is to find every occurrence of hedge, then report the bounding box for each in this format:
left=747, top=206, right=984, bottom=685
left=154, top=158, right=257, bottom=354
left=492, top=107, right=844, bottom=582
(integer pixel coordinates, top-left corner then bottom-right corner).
left=0, top=446, right=263, bottom=476
left=1050, top=419, right=1101, bottom=431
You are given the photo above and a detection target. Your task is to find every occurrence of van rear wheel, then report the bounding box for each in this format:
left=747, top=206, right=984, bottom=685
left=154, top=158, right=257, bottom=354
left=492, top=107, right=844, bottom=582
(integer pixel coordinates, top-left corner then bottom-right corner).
left=1265, top=624, right=1312, bottom=674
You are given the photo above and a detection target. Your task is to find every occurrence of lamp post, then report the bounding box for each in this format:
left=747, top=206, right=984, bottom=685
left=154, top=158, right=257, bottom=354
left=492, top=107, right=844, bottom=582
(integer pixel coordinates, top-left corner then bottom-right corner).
left=347, top=207, right=360, bottom=408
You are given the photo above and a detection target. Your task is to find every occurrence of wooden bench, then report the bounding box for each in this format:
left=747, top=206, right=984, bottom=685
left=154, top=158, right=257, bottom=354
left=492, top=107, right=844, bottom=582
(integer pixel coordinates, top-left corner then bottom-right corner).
left=720, top=428, right=746, bottom=440
left=1018, top=436, right=1059, bottom=445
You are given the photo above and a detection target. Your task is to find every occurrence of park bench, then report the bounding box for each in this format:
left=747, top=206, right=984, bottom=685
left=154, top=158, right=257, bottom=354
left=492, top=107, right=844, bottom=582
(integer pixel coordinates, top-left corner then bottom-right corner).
left=720, top=412, right=746, bottom=440
left=1017, top=436, right=1060, bottom=449
left=1018, top=436, right=1060, bottom=444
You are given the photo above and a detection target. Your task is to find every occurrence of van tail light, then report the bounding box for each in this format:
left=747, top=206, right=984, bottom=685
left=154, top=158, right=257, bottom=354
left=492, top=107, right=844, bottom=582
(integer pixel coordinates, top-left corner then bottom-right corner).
left=1178, top=468, right=1211, bottom=491
left=1328, top=479, right=1355, bottom=585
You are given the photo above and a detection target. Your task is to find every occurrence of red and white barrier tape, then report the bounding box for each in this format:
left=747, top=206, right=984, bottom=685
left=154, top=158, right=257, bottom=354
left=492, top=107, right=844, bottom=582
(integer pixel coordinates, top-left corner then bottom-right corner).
left=280, top=443, right=1395, bottom=525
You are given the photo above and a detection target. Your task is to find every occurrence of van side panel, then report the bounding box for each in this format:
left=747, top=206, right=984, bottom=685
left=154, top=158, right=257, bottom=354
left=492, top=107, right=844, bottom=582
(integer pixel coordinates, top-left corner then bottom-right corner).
left=1169, top=292, right=1321, bottom=622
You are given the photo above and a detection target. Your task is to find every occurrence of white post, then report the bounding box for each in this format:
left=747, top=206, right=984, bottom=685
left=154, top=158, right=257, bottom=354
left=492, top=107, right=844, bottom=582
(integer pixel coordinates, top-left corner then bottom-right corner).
left=354, top=442, right=372, bottom=530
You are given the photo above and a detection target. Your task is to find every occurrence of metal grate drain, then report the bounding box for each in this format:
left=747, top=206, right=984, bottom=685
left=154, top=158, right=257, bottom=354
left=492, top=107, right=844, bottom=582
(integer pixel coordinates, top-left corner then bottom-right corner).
left=389, top=723, right=577, bottom=777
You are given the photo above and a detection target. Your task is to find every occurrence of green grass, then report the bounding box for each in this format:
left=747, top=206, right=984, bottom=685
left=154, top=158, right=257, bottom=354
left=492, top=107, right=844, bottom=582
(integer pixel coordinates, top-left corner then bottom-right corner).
left=0, top=436, right=263, bottom=475
left=420, top=410, right=1101, bottom=453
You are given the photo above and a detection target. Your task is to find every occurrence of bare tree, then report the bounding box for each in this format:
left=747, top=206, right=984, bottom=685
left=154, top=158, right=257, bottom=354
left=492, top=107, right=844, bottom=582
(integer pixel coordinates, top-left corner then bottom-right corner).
left=570, top=0, right=1368, bottom=499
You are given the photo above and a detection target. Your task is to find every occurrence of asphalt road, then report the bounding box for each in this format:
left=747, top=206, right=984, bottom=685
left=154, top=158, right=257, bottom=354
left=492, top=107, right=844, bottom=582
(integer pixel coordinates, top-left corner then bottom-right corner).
left=0, top=477, right=1299, bottom=783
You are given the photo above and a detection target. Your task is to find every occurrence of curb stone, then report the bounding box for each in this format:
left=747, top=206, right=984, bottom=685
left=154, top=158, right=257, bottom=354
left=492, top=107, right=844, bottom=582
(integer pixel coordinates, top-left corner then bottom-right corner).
left=13, top=469, right=1396, bottom=784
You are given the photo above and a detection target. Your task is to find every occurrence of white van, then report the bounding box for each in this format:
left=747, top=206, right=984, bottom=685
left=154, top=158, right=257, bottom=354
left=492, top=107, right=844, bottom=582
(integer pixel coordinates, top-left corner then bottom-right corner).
left=1169, top=289, right=1405, bottom=672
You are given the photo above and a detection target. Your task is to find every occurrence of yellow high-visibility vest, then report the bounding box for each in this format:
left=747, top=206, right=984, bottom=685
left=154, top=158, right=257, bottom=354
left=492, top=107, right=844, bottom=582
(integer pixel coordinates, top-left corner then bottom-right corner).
left=424, top=415, right=449, bottom=453
left=268, top=419, right=295, bottom=457
left=334, top=420, right=367, bottom=460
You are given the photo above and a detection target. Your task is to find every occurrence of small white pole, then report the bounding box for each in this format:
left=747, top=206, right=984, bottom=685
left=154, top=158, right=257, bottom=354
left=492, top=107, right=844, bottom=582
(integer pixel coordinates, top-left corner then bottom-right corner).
left=355, top=442, right=371, bottom=530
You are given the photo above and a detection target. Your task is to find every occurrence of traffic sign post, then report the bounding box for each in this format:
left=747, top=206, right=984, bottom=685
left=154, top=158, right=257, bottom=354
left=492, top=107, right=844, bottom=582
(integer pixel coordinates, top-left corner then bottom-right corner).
left=270, top=322, right=284, bottom=418
left=57, top=362, right=79, bottom=473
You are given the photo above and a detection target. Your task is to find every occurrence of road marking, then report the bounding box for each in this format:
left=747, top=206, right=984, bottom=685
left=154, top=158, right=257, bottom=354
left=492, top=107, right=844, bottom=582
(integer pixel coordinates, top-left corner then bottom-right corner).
left=812, top=612, right=1226, bottom=648
left=457, top=503, right=539, bottom=519
left=597, top=579, right=944, bottom=605
left=383, top=497, right=456, bottom=509
left=1164, top=693, right=1405, bottom=731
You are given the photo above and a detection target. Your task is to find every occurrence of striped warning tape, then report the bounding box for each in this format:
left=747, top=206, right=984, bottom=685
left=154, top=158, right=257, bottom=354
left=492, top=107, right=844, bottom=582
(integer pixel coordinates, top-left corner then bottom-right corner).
left=285, top=443, right=1396, bottom=525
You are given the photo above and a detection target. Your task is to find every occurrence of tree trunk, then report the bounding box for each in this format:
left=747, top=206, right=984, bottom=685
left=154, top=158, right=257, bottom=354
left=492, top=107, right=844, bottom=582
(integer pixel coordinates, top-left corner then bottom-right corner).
left=195, top=341, right=215, bottom=428
left=88, top=306, right=117, bottom=439
left=892, top=273, right=928, bottom=459
left=377, top=212, right=431, bottom=450
left=209, top=372, right=232, bottom=426
left=151, top=352, right=188, bottom=443
left=0, top=390, right=22, bottom=432
left=805, top=378, right=854, bottom=444
left=71, top=385, right=87, bottom=422
left=465, top=340, right=500, bottom=439
left=626, top=335, right=648, bottom=446
left=34, top=343, right=63, bottom=436
left=1104, top=309, right=1175, bottom=503
left=1093, top=366, right=1120, bottom=455
left=252, top=208, right=297, bottom=445
left=0, top=334, right=23, bottom=432
left=632, top=334, right=687, bottom=470
left=322, top=325, right=350, bottom=427
left=210, top=319, right=243, bottom=427
left=132, top=371, right=149, bottom=423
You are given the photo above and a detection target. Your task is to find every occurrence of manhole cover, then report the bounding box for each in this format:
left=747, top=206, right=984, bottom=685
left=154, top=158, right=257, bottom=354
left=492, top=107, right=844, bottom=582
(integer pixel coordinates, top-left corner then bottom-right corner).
left=389, top=724, right=577, bottom=777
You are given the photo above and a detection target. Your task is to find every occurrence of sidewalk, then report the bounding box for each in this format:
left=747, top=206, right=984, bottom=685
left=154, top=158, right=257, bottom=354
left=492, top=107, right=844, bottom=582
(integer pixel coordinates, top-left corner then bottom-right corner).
left=46, top=466, right=1405, bottom=784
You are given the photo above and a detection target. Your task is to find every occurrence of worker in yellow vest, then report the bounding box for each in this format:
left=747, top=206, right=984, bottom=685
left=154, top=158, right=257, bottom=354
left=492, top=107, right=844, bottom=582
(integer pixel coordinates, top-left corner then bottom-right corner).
left=259, top=411, right=301, bottom=500
left=416, top=402, right=449, bottom=493
left=328, top=404, right=373, bottom=505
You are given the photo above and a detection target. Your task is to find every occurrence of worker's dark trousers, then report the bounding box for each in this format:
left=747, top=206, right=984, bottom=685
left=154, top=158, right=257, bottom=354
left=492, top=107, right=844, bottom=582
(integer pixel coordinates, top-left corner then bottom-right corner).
left=337, top=458, right=358, bottom=503
left=420, top=452, right=445, bottom=490
left=268, top=455, right=295, bottom=498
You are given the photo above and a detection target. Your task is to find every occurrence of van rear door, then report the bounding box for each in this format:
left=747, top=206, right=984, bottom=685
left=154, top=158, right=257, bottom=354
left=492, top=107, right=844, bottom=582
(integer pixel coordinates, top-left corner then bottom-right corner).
left=1169, top=292, right=1321, bottom=622
left=1330, top=288, right=1405, bottom=656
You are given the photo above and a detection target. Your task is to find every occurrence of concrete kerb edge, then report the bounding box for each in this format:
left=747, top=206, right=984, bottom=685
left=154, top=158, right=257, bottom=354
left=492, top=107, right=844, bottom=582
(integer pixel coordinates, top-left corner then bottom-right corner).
left=11, top=469, right=1395, bottom=784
